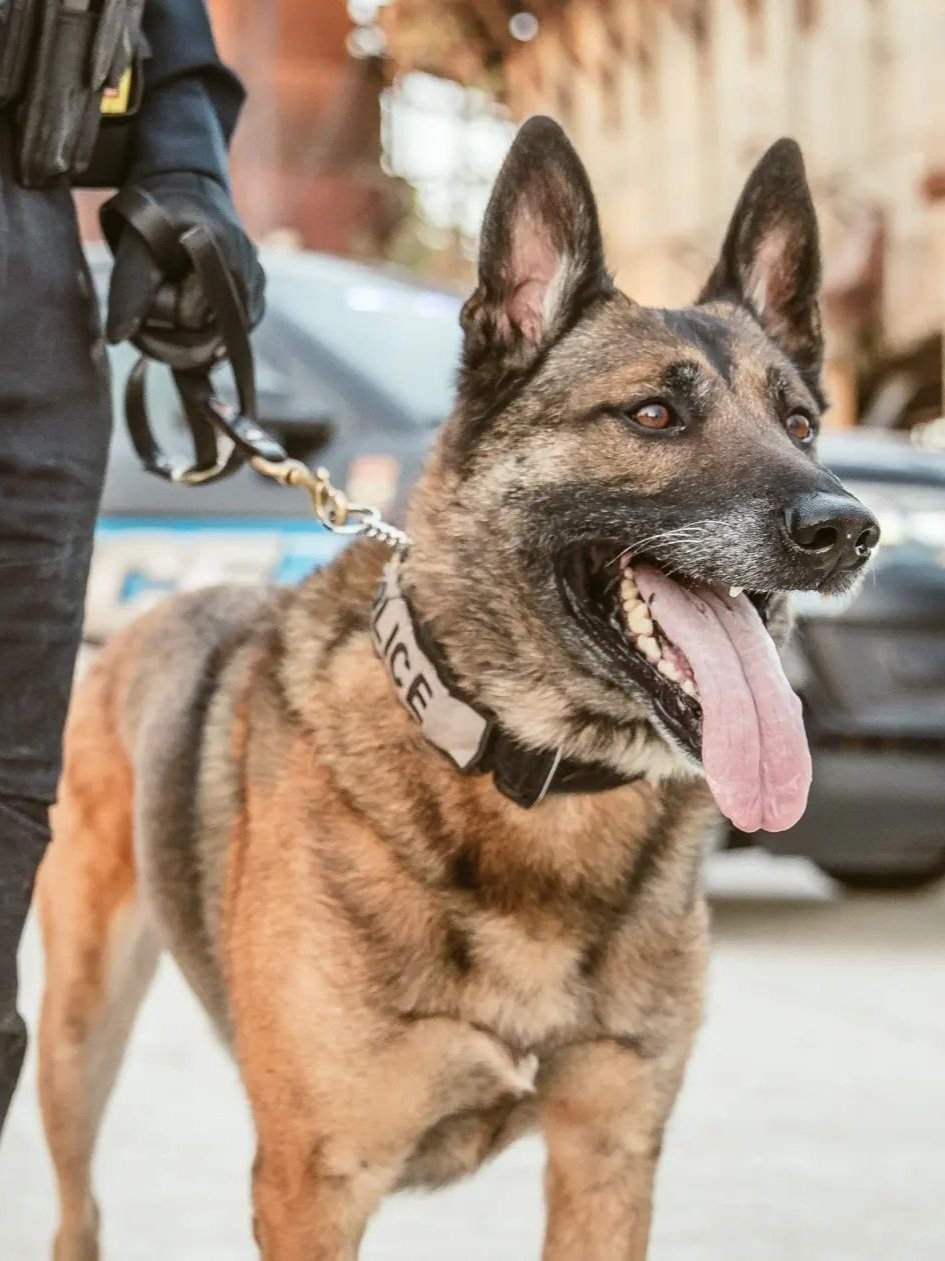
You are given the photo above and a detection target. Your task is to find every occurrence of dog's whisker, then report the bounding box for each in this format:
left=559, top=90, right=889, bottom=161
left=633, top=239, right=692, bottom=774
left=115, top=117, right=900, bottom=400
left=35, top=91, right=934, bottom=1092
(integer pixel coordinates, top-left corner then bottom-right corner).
left=611, top=524, right=716, bottom=563
left=622, top=527, right=709, bottom=552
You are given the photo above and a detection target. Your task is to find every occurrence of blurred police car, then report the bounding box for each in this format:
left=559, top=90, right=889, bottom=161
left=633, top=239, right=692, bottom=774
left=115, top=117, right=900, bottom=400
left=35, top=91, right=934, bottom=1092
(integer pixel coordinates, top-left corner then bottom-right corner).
left=88, top=251, right=945, bottom=889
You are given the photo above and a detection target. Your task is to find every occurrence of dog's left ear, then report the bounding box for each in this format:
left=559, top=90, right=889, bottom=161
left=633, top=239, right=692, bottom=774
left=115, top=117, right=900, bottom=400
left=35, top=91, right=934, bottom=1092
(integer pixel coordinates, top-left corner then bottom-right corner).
left=700, top=139, right=823, bottom=380
left=459, top=116, right=612, bottom=398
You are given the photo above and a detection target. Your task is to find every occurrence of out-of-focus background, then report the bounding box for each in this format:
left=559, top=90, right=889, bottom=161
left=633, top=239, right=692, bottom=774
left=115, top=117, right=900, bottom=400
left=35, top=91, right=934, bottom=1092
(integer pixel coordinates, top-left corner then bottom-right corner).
left=3, top=3, right=944, bottom=1259
left=290, top=0, right=933, bottom=436
left=105, top=0, right=945, bottom=439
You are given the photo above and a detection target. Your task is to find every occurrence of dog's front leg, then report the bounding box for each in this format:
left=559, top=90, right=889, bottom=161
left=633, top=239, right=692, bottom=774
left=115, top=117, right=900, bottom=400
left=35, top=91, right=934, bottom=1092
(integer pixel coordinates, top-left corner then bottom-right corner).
left=247, top=1015, right=534, bottom=1261
left=539, top=1039, right=688, bottom=1261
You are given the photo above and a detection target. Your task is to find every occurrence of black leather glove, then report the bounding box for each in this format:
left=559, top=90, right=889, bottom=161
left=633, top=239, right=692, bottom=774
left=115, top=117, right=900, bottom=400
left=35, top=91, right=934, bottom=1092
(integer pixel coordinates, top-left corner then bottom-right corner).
left=103, top=171, right=265, bottom=369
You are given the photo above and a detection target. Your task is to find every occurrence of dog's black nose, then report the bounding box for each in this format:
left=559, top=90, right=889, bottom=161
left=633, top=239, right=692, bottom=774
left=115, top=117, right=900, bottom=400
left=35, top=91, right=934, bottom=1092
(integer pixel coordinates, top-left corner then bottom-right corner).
left=784, top=493, right=880, bottom=571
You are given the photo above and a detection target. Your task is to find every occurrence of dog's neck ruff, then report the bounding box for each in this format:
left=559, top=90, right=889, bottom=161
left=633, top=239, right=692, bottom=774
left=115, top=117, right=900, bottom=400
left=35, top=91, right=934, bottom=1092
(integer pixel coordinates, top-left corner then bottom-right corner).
left=371, top=558, right=640, bottom=809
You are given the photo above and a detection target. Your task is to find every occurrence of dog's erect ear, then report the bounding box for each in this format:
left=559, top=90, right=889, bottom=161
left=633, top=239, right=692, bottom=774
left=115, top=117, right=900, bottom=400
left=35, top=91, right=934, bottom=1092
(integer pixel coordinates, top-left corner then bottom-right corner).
left=700, top=139, right=823, bottom=379
left=459, top=117, right=612, bottom=398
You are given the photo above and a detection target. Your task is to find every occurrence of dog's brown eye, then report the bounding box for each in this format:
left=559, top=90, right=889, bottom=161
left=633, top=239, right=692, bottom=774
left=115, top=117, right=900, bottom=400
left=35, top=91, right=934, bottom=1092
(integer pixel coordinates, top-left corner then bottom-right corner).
left=632, top=403, right=673, bottom=430
left=786, top=413, right=814, bottom=443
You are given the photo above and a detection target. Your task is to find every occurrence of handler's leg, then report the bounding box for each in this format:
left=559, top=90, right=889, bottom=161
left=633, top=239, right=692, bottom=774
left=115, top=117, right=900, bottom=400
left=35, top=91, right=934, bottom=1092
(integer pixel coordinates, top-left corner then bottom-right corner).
left=0, top=118, right=113, bottom=1137
left=540, top=1039, right=693, bottom=1261
left=0, top=799, right=50, bottom=1126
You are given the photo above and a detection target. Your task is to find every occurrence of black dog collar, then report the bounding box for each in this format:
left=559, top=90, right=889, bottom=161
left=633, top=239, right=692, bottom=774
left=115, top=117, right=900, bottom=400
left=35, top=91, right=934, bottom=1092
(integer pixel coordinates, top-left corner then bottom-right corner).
left=371, top=559, right=639, bottom=809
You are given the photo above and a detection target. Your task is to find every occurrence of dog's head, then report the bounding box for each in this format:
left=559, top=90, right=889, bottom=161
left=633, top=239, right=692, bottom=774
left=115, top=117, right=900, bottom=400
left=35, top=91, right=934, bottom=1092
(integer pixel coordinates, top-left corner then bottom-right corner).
left=406, top=118, right=878, bottom=831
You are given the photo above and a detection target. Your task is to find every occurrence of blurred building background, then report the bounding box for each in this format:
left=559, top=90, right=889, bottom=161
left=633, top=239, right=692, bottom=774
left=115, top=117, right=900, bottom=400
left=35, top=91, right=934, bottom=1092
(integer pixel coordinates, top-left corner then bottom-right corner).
left=209, top=1, right=399, bottom=256
left=97, top=0, right=945, bottom=433
left=379, top=0, right=945, bottom=431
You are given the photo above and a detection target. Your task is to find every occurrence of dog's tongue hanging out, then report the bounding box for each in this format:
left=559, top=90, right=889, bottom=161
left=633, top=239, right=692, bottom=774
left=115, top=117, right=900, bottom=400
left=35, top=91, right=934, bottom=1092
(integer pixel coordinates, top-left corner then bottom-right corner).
left=633, top=565, right=812, bottom=833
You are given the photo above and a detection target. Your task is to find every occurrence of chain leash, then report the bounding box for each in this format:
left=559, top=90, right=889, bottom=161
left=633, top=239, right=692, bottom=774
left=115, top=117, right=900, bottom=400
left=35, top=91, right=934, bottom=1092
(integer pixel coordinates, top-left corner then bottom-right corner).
left=250, top=456, right=410, bottom=551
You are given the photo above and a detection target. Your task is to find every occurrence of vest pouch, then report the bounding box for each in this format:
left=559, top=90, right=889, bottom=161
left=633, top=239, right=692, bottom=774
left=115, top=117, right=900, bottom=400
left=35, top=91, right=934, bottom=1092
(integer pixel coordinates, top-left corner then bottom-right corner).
left=72, top=48, right=143, bottom=188
left=0, top=0, right=41, bottom=109
left=15, top=5, right=102, bottom=188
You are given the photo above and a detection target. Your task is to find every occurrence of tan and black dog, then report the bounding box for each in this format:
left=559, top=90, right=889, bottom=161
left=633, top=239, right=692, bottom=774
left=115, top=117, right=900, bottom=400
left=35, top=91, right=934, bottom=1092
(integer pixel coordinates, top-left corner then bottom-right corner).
left=36, top=119, right=877, bottom=1261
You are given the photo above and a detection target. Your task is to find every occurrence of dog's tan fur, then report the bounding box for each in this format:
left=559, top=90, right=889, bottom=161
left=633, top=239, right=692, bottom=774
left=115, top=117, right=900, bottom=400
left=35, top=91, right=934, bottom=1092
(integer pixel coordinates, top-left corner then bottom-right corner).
left=39, top=553, right=713, bottom=1261
left=36, top=121, right=860, bottom=1260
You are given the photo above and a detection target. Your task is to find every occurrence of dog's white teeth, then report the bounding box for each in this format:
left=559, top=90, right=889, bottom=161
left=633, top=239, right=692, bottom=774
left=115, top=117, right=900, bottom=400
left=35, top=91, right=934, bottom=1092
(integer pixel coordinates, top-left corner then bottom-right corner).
left=621, top=573, right=645, bottom=619
left=728, top=586, right=744, bottom=599
left=627, top=605, right=654, bottom=635
left=638, top=635, right=661, bottom=662
left=681, top=679, right=698, bottom=698
left=657, top=659, right=681, bottom=682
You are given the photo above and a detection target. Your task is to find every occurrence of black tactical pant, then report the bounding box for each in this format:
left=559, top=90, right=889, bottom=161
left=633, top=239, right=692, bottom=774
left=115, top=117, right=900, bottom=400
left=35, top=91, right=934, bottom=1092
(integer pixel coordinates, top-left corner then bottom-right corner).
left=0, top=119, right=112, bottom=1135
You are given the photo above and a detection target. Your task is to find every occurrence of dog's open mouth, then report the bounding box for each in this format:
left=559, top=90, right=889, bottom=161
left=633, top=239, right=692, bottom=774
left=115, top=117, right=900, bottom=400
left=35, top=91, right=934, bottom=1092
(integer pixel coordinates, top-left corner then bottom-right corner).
left=557, top=547, right=812, bottom=834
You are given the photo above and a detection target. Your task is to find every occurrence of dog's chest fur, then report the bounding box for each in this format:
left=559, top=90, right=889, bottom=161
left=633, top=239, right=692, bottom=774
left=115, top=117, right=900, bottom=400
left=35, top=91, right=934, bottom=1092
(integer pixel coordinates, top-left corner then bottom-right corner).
left=362, top=788, right=710, bottom=1054
left=132, top=551, right=710, bottom=1052
left=245, top=558, right=711, bottom=1049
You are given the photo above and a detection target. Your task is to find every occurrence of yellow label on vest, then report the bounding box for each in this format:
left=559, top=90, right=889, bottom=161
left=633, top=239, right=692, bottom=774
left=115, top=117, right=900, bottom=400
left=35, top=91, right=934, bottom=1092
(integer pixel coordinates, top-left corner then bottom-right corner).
left=100, top=69, right=132, bottom=116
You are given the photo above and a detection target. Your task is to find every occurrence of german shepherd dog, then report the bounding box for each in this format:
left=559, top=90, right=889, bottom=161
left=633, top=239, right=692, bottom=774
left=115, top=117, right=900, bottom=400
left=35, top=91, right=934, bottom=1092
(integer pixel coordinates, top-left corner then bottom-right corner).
left=37, top=119, right=877, bottom=1261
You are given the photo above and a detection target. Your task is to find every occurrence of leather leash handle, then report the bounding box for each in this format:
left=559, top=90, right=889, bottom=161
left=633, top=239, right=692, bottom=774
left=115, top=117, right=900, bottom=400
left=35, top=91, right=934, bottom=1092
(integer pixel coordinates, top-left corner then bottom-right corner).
left=103, top=186, right=287, bottom=485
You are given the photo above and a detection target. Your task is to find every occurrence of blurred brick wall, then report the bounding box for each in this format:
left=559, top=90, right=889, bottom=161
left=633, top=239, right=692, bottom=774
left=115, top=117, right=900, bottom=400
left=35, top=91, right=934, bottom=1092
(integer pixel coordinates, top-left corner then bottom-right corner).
left=498, top=0, right=944, bottom=355
left=386, top=0, right=945, bottom=351
left=209, top=0, right=397, bottom=255
left=77, top=2, right=398, bottom=256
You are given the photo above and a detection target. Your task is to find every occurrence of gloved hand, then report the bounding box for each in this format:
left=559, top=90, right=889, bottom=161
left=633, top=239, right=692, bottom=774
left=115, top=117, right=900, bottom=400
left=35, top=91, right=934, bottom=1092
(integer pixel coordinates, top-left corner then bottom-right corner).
left=103, top=171, right=265, bottom=369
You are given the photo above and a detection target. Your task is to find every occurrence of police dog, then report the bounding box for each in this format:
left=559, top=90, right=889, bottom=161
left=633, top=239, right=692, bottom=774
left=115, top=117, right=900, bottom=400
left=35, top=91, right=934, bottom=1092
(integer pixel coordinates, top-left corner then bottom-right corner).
left=37, top=119, right=876, bottom=1261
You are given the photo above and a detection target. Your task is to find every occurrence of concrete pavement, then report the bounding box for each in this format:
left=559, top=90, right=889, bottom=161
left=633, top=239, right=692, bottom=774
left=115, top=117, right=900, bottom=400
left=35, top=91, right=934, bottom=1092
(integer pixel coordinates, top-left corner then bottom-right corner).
left=2, top=851, right=943, bottom=1260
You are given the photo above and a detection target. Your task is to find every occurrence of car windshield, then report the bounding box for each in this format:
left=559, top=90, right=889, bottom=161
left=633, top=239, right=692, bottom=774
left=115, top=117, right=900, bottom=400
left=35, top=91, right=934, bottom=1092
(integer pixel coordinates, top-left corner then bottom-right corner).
left=266, top=252, right=463, bottom=425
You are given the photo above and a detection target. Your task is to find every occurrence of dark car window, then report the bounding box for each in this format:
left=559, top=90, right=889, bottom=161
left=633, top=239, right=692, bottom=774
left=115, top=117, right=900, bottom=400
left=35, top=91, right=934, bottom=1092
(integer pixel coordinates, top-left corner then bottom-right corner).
left=266, top=252, right=463, bottom=425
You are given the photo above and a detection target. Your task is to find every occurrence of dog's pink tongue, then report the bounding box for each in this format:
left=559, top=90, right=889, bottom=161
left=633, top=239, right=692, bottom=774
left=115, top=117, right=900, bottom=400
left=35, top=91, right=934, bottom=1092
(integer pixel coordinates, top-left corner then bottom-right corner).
left=634, top=565, right=811, bottom=833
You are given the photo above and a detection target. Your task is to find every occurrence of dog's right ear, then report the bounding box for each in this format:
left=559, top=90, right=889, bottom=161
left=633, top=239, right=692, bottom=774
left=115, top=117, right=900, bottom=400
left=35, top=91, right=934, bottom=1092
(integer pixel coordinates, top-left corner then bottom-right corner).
left=459, top=117, right=613, bottom=403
